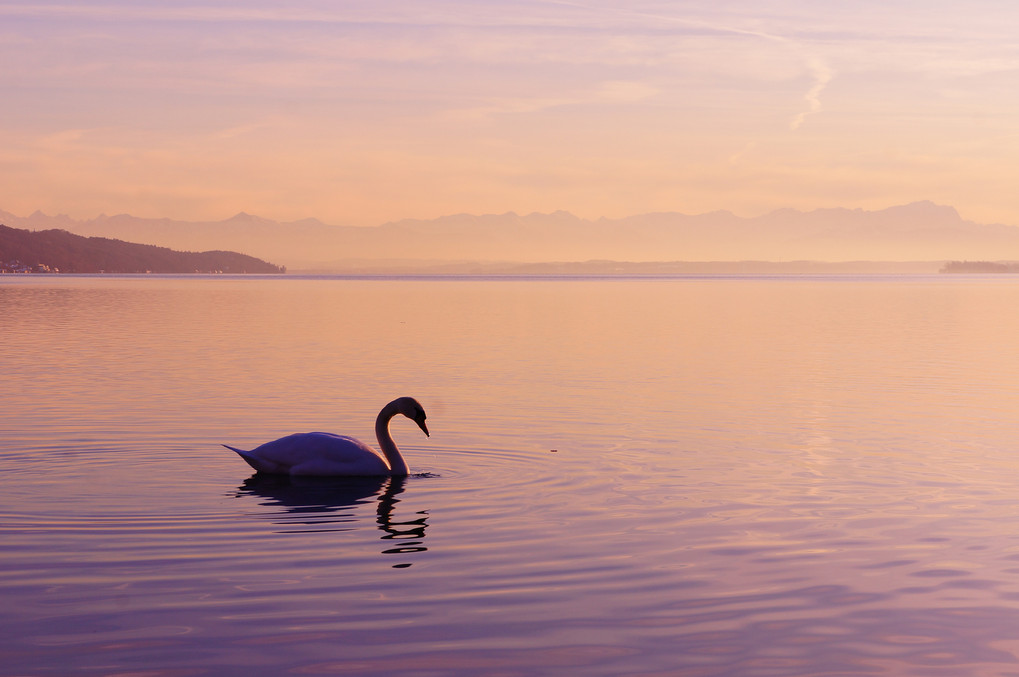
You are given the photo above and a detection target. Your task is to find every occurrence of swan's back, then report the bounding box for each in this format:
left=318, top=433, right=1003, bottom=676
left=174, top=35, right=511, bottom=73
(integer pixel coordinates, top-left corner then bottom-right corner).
left=224, top=396, right=428, bottom=476
left=225, top=432, right=391, bottom=476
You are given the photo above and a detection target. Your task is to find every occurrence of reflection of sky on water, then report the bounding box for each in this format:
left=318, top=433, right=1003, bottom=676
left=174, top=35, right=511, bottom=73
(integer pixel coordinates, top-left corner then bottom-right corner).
left=8, top=276, right=1019, bottom=675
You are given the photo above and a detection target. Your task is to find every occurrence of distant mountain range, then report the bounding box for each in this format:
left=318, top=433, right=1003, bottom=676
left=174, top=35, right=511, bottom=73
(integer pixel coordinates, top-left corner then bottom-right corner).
left=0, top=224, right=284, bottom=274
left=3, top=201, right=1018, bottom=271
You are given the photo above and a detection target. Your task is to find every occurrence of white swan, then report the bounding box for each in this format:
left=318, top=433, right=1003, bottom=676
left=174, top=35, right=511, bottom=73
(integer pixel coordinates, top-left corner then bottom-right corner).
left=223, top=397, right=428, bottom=476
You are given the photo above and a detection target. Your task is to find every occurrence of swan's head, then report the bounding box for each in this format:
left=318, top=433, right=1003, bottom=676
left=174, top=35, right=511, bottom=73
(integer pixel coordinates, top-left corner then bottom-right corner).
left=395, top=397, right=429, bottom=437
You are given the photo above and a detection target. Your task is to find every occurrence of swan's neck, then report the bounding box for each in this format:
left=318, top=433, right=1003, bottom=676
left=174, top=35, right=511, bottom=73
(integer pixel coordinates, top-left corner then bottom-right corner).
left=375, top=406, right=409, bottom=475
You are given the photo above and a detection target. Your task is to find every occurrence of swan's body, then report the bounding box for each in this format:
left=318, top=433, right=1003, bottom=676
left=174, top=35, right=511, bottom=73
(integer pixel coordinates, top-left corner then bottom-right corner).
left=224, top=397, right=428, bottom=476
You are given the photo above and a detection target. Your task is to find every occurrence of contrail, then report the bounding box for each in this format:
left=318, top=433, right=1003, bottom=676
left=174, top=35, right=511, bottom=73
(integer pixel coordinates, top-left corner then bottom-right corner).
left=547, top=0, right=834, bottom=131
left=790, top=57, right=834, bottom=130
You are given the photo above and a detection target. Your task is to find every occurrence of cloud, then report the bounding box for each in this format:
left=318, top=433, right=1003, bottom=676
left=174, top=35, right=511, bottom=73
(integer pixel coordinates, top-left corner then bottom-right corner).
left=446, top=80, right=660, bottom=121
left=790, top=57, right=834, bottom=131
left=538, top=3, right=836, bottom=132
left=596, top=80, right=660, bottom=103
left=0, top=3, right=342, bottom=24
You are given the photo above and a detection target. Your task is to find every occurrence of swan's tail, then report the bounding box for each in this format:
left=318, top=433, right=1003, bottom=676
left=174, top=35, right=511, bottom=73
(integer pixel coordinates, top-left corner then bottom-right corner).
left=223, top=444, right=262, bottom=471
left=224, top=444, right=290, bottom=474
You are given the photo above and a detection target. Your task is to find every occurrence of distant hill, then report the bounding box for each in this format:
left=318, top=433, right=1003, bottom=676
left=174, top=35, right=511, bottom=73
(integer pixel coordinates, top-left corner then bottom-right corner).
left=0, top=224, right=284, bottom=274
left=4, top=201, right=1019, bottom=269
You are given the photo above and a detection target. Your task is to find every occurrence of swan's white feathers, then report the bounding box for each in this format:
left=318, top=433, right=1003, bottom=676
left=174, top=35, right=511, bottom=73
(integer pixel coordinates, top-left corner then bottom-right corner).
left=224, top=397, right=427, bottom=477
left=225, top=433, right=389, bottom=476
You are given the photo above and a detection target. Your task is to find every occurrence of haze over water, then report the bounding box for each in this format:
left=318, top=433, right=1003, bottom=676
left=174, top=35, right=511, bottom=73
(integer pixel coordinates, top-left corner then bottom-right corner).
left=5, top=274, right=1019, bottom=675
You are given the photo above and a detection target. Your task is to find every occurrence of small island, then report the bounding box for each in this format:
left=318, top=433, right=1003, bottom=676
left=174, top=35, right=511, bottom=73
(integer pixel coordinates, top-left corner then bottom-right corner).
left=940, top=260, right=1019, bottom=274
left=0, top=224, right=285, bottom=274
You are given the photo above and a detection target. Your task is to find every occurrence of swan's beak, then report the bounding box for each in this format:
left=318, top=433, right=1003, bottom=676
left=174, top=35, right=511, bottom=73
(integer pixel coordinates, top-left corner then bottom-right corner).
left=416, top=418, right=430, bottom=437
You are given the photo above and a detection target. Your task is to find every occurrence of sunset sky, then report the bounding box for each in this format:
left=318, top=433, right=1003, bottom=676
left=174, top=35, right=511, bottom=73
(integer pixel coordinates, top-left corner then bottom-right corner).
left=3, top=1, right=1019, bottom=227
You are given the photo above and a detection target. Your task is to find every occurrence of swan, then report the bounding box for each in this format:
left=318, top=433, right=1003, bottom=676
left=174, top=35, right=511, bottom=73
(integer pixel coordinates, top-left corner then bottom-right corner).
left=223, top=397, right=429, bottom=476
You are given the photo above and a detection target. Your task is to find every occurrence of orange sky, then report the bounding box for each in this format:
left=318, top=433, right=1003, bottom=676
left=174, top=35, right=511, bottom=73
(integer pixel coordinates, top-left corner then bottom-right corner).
left=3, top=1, right=1019, bottom=227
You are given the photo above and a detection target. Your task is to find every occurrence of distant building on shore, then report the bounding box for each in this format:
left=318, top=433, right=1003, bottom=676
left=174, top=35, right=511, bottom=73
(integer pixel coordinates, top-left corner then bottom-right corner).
left=940, top=260, right=1019, bottom=273
left=1, top=260, right=57, bottom=274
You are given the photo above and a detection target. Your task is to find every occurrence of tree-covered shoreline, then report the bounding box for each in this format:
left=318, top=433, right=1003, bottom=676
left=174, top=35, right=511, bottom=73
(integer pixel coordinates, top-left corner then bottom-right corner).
left=0, top=224, right=284, bottom=274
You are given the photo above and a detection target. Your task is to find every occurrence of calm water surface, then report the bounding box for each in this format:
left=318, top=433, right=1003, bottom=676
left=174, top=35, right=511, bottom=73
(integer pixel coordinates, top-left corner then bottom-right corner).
left=4, top=274, right=1019, bottom=675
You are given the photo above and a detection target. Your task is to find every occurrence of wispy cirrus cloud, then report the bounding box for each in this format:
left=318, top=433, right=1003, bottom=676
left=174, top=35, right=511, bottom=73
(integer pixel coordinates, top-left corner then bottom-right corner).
left=789, top=58, right=834, bottom=131
left=3, top=0, right=1019, bottom=226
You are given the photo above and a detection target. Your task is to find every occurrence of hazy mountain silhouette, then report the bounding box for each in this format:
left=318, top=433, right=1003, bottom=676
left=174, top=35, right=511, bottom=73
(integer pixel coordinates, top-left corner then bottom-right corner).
left=3, top=201, right=1018, bottom=270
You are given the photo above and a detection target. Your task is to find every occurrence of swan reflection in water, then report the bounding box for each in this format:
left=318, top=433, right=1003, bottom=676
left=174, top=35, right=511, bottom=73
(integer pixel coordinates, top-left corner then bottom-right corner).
left=234, top=474, right=429, bottom=568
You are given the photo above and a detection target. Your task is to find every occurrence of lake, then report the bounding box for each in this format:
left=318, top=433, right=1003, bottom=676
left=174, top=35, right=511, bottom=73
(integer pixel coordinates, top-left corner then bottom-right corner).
left=4, top=274, right=1019, bottom=676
